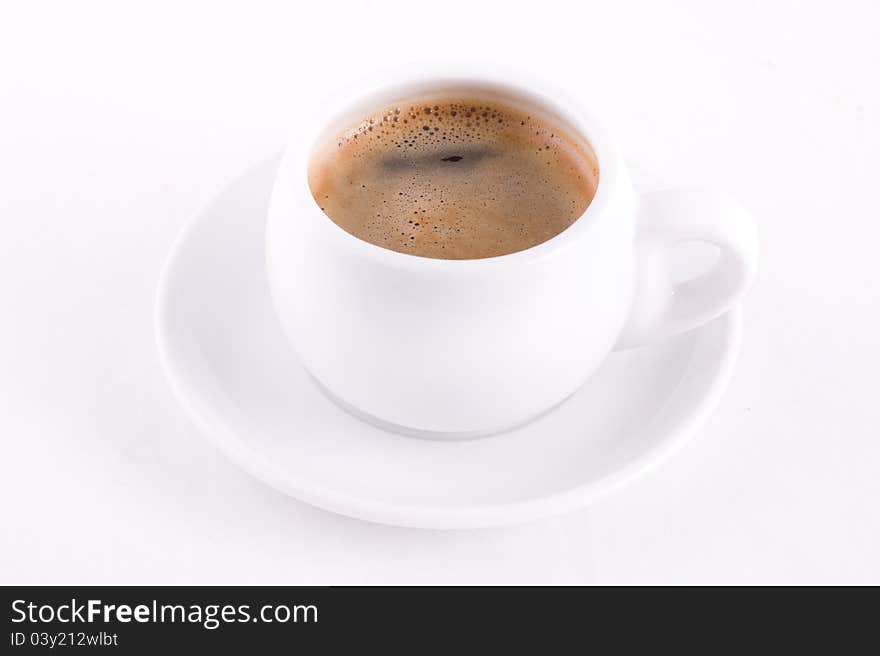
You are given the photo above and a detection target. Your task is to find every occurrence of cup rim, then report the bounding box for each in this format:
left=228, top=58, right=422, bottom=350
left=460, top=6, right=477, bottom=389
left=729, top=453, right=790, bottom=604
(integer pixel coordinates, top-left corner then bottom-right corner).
left=284, top=65, right=622, bottom=269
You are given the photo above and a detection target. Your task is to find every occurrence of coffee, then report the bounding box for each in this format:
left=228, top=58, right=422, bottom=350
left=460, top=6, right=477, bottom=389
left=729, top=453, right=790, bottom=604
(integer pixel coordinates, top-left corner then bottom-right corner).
left=308, top=94, right=599, bottom=259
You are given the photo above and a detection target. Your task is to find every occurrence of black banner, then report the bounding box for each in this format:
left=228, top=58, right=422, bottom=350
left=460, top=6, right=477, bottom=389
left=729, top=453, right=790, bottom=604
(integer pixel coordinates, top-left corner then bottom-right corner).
left=1, top=586, right=868, bottom=652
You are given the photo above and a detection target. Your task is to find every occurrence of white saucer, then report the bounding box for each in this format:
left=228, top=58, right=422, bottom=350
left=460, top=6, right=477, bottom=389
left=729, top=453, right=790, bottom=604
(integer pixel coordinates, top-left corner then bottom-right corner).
left=155, top=155, right=742, bottom=529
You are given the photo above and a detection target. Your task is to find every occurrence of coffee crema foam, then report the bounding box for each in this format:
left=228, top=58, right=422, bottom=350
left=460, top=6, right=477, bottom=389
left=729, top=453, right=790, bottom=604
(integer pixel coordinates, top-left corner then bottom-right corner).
left=308, top=96, right=599, bottom=259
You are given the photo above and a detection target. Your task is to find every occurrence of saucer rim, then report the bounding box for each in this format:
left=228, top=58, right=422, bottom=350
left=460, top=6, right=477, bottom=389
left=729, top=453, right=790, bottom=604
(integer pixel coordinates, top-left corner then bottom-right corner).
left=155, top=154, right=742, bottom=530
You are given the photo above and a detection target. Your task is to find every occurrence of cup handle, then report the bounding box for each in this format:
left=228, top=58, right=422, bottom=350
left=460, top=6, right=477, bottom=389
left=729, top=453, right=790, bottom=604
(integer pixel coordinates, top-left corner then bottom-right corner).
left=615, top=189, right=759, bottom=349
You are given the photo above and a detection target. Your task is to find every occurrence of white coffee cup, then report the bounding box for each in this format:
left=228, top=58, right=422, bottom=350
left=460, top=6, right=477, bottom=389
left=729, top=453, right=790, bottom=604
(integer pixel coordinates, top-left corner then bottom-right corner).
left=266, top=70, right=758, bottom=438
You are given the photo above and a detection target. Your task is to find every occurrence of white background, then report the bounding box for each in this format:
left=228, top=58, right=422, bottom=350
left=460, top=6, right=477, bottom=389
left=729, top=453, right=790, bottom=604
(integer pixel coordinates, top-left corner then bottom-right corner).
left=2, top=0, right=878, bottom=584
